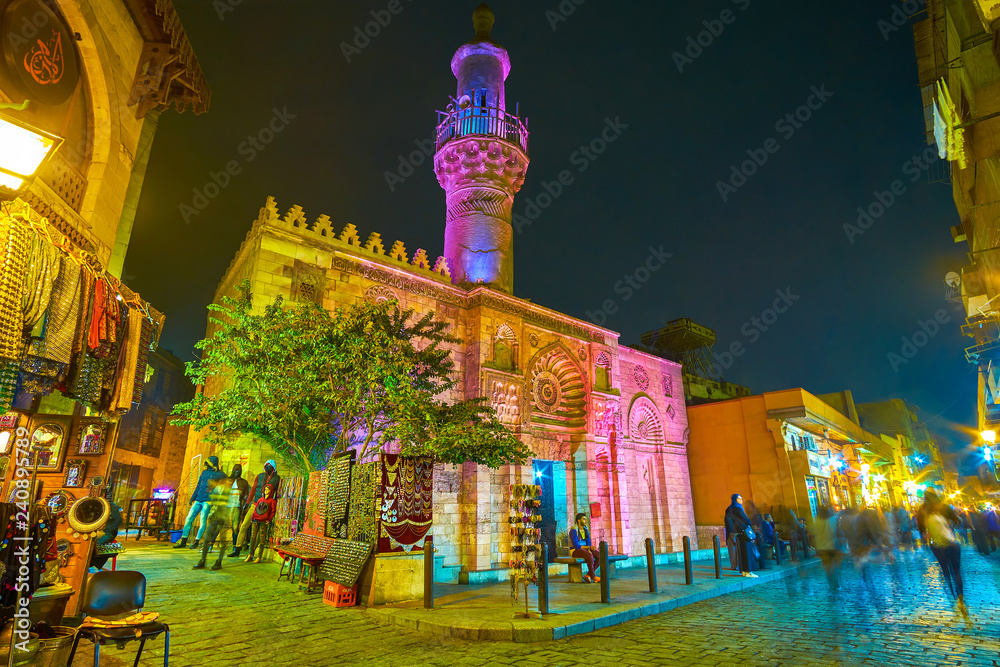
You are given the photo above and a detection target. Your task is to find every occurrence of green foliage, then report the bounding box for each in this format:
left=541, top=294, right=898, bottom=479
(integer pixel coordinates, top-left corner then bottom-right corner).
left=173, top=281, right=531, bottom=472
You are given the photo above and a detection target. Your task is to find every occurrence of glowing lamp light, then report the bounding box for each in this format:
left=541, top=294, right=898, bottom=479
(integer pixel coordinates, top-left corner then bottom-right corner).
left=860, top=463, right=870, bottom=476
left=983, top=430, right=997, bottom=444
left=904, top=480, right=918, bottom=493
left=152, top=488, right=174, bottom=500
left=986, top=446, right=994, bottom=463
left=873, top=474, right=886, bottom=483
left=0, top=113, right=62, bottom=200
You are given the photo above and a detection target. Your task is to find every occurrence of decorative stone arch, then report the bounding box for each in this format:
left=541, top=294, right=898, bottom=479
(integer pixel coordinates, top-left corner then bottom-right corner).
left=57, top=2, right=114, bottom=219
left=494, top=323, right=518, bottom=371
left=525, top=341, right=587, bottom=431
left=628, top=394, right=664, bottom=445
left=364, top=285, right=398, bottom=304
left=594, top=350, right=612, bottom=391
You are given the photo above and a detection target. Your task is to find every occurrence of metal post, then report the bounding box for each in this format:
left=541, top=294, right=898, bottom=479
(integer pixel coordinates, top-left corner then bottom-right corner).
left=599, top=541, right=610, bottom=603
left=774, top=533, right=782, bottom=565
left=756, top=533, right=769, bottom=570
left=713, top=535, right=722, bottom=579
left=683, top=536, right=693, bottom=584
left=423, top=536, right=434, bottom=609
left=538, top=542, right=549, bottom=616
left=644, top=537, right=657, bottom=593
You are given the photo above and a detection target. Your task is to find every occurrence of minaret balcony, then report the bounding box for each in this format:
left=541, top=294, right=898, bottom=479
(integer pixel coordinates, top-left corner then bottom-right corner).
left=435, top=104, right=529, bottom=156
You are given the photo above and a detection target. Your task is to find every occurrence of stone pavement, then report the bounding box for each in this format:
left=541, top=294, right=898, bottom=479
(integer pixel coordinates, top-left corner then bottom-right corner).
left=62, top=540, right=1000, bottom=666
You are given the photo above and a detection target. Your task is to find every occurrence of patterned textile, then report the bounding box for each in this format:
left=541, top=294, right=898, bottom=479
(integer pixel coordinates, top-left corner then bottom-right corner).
left=0, top=361, right=18, bottom=412
left=302, top=470, right=327, bottom=537
left=327, top=456, right=352, bottom=538
left=377, top=454, right=433, bottom=554
left=110, top=307, right=142, bottom=411
left=88, top=279, right=120, bottom=358
left=347, top=462, right=378, bottom=544
left=25, top=257, right=82, bottom=366
left=21, top=231, right=59, bottom=331
left=0, top=213, right=31, bottom=361
left=130, top=315, right=154, bottom=409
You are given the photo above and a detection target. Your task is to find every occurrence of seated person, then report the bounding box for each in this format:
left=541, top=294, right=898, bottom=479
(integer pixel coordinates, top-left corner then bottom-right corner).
left=569, top=513, right=600, bottom=583
left=761, top=513, right=787, bottom=557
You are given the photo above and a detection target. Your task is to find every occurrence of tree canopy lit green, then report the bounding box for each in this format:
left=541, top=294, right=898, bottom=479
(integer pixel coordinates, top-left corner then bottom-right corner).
left=173, top=282, right=532, bottom=472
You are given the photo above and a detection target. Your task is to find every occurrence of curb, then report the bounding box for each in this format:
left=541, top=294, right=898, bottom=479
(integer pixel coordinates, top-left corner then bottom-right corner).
left=366, top=558, right=822, bottom=643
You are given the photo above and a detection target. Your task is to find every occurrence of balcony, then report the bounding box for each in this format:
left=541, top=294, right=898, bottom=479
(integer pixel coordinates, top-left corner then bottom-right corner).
left=963, top=312, right=1000, bottom=363
left=435, top=104, right=529, bottom=155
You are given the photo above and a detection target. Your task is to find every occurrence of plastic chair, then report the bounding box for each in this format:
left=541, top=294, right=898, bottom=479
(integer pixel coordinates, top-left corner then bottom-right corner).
left=68, top=570, right=169, bottom=667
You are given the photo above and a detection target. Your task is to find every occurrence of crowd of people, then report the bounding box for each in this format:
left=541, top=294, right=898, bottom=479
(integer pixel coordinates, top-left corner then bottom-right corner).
left=172, top=456, right=280, bottom=570
left=725, top=488, right=1000, bottom=620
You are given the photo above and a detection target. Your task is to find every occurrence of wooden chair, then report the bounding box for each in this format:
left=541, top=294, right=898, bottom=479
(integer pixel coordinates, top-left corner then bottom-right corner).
left=68, top=570, right=169, bottom=667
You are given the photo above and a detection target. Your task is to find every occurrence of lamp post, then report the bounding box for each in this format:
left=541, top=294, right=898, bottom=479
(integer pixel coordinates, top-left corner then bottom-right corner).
left=0, top=109, right=63, bottom=201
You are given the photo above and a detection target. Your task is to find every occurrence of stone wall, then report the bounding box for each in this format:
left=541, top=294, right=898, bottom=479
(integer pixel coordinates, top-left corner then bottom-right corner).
left=182, top=198, right=700, bottom=575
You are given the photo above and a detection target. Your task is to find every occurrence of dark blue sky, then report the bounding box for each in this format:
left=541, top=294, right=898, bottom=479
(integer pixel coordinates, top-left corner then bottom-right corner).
left=125, top=1, right=975, bottom=457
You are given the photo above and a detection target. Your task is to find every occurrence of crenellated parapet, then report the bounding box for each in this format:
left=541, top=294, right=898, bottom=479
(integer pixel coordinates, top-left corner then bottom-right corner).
left=223, top=196, right=454, bottom=287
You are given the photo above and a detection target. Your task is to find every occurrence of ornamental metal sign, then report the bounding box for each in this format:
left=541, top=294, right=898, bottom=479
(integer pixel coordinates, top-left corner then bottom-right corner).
left=1, top=0, right=80, bottom=105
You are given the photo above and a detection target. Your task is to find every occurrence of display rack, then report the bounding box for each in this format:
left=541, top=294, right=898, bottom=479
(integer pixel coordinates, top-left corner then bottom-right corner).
left=508, top=483, right=542, bottom=618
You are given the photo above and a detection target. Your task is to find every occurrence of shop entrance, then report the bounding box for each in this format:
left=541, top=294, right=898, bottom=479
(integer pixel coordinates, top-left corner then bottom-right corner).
left=532, top=460, right=556, bottom=563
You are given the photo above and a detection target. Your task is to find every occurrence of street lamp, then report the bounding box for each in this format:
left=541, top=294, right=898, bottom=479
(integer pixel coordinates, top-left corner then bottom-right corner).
left=982, top=430, right=997, bottom=444
left=0, top=111, right=63, bottom=201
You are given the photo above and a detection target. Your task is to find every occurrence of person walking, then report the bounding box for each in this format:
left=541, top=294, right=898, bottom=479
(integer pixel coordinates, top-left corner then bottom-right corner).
left=917, top=490, right=969, bottom=619
left=193, top=475, right=235, bottom=571
left=174, top=455, right=226, bottom=550
left=986, top=506, right=1000, bottom=553
left=813, top=506, right=843, bottom=590
left=569, top=513, right=600, bottom=583
left=724, top=494, right=758, bottom=578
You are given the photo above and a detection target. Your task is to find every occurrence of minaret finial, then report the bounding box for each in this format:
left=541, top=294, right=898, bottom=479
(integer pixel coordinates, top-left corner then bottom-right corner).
left=472, top=3, right=495, bottom=41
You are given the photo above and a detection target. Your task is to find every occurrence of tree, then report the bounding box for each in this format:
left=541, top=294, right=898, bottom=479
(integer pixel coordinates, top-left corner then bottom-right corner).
left=173, top=281, right=532, bottom=472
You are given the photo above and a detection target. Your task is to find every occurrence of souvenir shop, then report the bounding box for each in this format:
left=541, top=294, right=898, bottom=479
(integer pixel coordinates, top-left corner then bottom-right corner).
left=0, top=198, right=161, bottom=629
left=269, top=452, right=434, bottom=606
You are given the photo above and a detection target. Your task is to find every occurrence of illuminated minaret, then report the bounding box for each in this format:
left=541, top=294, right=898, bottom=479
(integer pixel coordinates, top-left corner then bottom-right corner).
left=434, top=4, right=529, bottom=294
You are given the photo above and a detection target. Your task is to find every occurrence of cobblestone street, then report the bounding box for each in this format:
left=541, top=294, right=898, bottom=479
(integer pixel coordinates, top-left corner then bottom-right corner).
left=69, top=541, right=1000, bottom=667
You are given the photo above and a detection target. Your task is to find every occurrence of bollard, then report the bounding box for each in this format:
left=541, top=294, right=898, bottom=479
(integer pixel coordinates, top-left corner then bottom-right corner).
left=599, top=541, right=610, bottom=603
left=789, top=529, right=799, bottom=562
left=683, top=536, right=693, bottom=584
left=424, top=536, right=434, bottom=609
left=539, top=542, right=549, bottom=616
left=645, top=537, right=657, bottom=593
left=755, top=533, right=769, bottom=571
left=713, top=535, right=722, bottom=579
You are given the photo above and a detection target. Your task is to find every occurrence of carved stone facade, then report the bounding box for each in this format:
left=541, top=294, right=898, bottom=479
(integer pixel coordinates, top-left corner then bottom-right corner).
left=182, top=8, right=696, bottom=578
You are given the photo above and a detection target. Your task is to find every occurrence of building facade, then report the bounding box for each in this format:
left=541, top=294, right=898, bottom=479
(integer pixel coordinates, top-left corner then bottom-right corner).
left=912, top=0, right=1000, bottom=494
left=0, top=0, right=207, bottom=614
left=180, top=7, right=697, bottom=577
left=687, top=389, right=907, bottom=542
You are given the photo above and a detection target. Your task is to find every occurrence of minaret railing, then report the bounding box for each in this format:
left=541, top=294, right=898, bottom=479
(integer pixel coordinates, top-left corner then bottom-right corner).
left=435, top=104, right=529, bottom=154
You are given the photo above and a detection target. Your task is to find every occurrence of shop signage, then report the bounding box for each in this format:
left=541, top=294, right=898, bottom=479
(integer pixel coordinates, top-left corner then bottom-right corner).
left=2, top=0, right=80, bottom=105
left=806, top=450, right=829, bottom=476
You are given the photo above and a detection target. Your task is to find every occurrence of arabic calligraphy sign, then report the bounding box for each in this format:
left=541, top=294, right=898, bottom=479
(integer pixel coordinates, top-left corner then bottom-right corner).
left=2, top=0, right=79, bottom=105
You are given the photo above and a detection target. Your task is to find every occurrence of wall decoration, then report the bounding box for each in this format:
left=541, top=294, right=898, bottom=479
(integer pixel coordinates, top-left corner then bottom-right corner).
left=633, top=365, right=650, bottom=392
left=74, top=419, right=107, bottom=455
left=327, top=455, right=352, bottom=539
left=45, top=489, right=75, bottom=519
left=528, top=332, right=539, bottom=347
left=664, top=375, right=673, bottom=398
left=487, top=374, right=521, bottom=425
left=0, top=413, right=18, bottom=429
left=628, top=397, right=664, bottom=445
left=66, top=496, right=110, bottom=534
left=377, top=454, right=433, bottom=553
left=527, top=346, right=586, bottom=429
left=0, top=429, right=12, bottom=455
left=27, top=417, right=69, bottom=471
left=364, top=285, right=398, bottom=304
left=63, top=458, right=86, bottom=488
left=532, top=370, right=561, bottom=414
left=318, top=539, right=374, bottom=588
left=0, top=0, right=81, bottom=105
left=577, top=347, right=587, bottom=361
left=347, top=462, right=378, bottom=544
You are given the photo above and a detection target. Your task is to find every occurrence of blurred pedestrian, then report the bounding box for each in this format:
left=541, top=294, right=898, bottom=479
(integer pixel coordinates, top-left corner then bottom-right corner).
left=987, top=507, right=1000, bottom=553
left=174, top=455, right=226, bottom=550
left=193, top=476, right=233, bottom=571
left=813, top=506, right=842, bottom=591
left=896, top=507, right=913, bottom=547
left=969, top=509, right=989, bottom=555
left=724, top=493, right=758, bottom=578
left=917, top=490, right=968, bottom=619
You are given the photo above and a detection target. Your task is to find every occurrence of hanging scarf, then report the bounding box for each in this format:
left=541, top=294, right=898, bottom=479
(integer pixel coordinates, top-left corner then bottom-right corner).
left=0, top=213, right=31, bottom=361
left=25, top=258, right=82, bottom=366
left=21, top=231, right=60, bottom=331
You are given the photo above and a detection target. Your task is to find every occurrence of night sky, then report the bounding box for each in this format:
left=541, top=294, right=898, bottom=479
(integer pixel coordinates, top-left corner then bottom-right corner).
left=124, top=1, right=975, bottom=460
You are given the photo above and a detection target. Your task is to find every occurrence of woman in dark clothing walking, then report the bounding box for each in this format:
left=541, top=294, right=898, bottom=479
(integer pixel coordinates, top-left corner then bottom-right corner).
left=917, top=490, right=969, bottom=620
left=724, top=494, right=758, bottom=578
